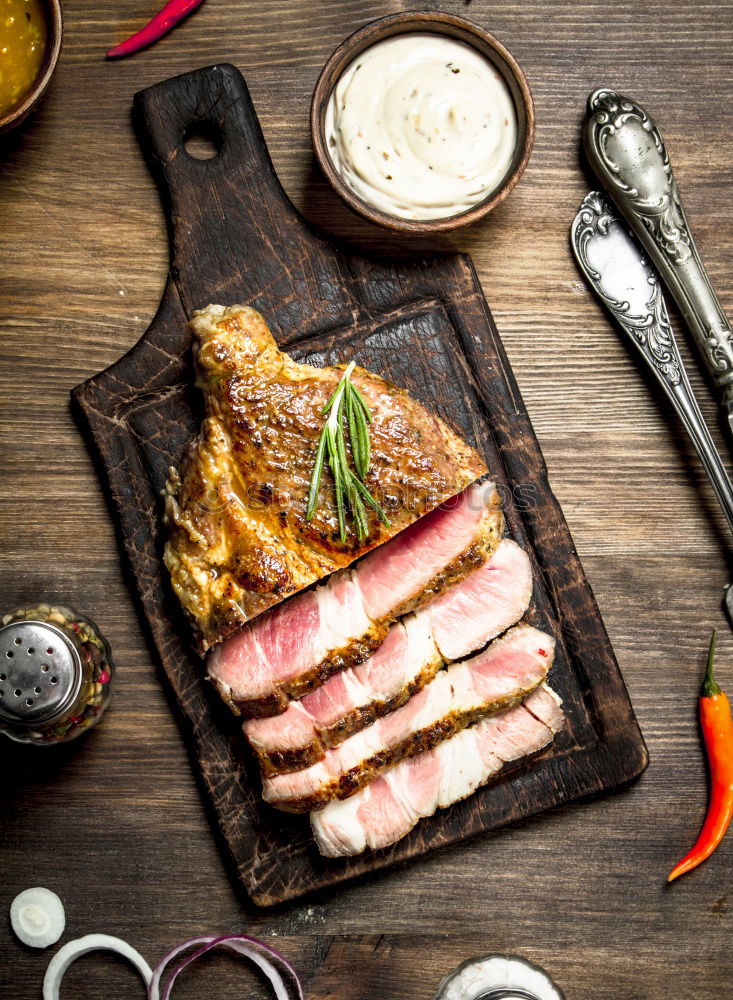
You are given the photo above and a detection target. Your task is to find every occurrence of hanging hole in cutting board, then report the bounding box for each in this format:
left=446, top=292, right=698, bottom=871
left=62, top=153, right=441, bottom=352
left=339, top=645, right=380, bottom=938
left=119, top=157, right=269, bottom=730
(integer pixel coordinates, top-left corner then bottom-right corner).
left=183, top=121, right=221, bottom=161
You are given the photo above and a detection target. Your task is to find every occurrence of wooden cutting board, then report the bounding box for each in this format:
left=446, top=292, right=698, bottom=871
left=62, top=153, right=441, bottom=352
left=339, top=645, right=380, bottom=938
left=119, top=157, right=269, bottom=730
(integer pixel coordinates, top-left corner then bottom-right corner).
left=72, top=64, right=647, bottom=907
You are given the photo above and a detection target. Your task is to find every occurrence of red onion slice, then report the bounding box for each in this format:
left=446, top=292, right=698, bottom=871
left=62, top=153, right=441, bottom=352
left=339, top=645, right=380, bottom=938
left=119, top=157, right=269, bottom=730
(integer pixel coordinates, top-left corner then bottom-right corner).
left=148, top=934, right=304, bottom=1000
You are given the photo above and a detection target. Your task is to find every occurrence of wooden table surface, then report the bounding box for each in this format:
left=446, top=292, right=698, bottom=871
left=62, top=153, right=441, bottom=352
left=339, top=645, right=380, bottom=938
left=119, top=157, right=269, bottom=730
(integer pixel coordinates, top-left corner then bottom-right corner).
left=2, top=2, right=732, bottom=997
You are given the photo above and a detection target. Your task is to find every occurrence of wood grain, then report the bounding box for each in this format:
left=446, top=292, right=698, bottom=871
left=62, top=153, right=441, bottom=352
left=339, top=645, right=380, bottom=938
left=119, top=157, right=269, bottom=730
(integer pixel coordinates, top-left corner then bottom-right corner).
left=69, top=60, right=645, bottom=905
left=1, top=1, right=732, bottom=997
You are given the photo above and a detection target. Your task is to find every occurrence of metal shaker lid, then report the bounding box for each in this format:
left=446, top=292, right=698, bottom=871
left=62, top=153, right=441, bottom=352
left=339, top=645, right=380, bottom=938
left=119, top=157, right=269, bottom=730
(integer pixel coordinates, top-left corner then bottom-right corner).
left=0, top=621, right=83, bottom=727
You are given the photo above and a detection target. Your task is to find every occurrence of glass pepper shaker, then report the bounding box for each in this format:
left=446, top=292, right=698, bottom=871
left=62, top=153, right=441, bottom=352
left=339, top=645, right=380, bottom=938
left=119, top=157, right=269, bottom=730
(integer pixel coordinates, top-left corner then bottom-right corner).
left=0, top=604, right=114, bottom=746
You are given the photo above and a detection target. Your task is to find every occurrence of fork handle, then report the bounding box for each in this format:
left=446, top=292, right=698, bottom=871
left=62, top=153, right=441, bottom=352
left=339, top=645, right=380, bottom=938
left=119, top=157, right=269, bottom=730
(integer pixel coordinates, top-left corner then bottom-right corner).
left=584, top=88, right=733, bottom=417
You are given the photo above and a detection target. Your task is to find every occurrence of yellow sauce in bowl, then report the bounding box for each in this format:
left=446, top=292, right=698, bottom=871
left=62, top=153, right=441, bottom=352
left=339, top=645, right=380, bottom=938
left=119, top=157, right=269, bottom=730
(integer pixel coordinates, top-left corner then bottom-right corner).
left=0, top=0, right=47, bottom=118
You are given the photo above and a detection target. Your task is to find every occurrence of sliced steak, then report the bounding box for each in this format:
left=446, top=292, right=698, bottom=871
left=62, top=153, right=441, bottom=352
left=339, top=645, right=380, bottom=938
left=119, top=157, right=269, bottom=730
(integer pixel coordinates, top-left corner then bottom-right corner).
left=244, top=614, right=442, bottom=774
left=261, top=624, right=554, bottom=812
left=311, top=683, right=565, bottom=856
left=243, top=536, right=533, bottom=773
left=356, top=480, right=502, bottom=621
left=208, top=480, right=503, bottom=716
left=208, top=570, right=383, bottom=717
left=522, top=683, right=565, bottom=731
left=313, top=613, right=440, bottom=739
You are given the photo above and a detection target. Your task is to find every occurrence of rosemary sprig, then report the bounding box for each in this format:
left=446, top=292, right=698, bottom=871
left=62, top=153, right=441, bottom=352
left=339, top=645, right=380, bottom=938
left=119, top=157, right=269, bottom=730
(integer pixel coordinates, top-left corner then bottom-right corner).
left=305, top=361, right=390, bottom=542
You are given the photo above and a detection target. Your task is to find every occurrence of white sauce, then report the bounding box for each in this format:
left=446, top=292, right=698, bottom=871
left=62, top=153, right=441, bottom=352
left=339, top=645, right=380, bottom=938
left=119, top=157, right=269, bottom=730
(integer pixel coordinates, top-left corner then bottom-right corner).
left=325, top=33, right=518, bottom=221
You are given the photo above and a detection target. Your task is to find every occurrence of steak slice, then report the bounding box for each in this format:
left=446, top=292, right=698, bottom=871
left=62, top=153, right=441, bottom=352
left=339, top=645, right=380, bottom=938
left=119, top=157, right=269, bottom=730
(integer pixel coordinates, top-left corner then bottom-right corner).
left=208, top=480, right=503, bottom=716
left=426, top=537, right=532, bottom=660
left=207, top=570, right=383, bottom=717
left=244, top=614, right=442, bottom=774
left=244, top=537, right=532, bottom=773
left=311, top=684, right=565, bottom=856
left=261, top=624, right=554, bottom=812
left=163, top=305, right=487, bottom=653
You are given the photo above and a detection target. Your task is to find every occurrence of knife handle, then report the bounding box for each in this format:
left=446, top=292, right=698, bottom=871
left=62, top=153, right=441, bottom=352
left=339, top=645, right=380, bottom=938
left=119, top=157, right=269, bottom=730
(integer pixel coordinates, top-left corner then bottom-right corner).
left=571, top=192, right=733, bottom=537
left=584, top=88, right=733, bottom=416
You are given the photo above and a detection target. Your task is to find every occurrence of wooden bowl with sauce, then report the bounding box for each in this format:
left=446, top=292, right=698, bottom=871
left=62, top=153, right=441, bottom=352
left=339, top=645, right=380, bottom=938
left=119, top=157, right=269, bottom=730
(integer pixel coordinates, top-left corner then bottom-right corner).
left=0, top=0, right=63, bottom=134
left=311, top=10, right=535, bottom=235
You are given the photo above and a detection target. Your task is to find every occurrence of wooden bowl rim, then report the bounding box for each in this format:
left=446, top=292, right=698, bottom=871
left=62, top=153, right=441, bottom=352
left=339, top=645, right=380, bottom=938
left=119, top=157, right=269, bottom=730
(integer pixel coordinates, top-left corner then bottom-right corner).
left=0, top=0, right=63, bottom=133
left=310, top=9, right=536, bottom=235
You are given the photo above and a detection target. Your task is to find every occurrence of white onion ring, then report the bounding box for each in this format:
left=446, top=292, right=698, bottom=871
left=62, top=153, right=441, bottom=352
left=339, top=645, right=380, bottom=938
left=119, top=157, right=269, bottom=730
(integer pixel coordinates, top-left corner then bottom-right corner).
left=43, top=933, right=152, bottom=1000
left=10, top=888, right=65, bottom=949
left=148, top=934, right=304, bottom=1000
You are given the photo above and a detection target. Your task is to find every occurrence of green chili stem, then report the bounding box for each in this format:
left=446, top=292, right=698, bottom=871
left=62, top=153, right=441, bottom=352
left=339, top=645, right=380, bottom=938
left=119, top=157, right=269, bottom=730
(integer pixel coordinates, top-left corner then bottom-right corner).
left=702, top=629, right=722, bottom=698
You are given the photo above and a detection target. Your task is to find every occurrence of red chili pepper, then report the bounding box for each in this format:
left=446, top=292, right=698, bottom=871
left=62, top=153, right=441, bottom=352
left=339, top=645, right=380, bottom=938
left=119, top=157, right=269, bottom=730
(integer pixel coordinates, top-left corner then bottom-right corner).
left=668, top=629, right=733, bottom=881
left=106, top=0, right=207, bottom=60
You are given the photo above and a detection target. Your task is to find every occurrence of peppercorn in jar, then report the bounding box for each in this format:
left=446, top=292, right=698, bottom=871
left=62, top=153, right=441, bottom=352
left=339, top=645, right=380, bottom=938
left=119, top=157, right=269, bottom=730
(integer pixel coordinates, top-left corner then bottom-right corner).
left=0, top=603, right=114, bottom=745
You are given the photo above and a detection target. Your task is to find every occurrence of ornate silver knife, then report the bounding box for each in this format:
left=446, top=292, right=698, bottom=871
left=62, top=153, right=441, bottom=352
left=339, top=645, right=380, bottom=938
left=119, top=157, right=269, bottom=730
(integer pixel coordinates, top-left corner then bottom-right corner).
left=571, top=191, right=733, bottom=616
left=584, top=89, right=733, bottom=437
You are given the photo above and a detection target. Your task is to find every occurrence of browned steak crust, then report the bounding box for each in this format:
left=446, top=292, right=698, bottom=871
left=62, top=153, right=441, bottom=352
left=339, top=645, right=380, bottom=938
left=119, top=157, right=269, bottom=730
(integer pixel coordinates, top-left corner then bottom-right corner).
left=163, top=305, right=487, bottom=653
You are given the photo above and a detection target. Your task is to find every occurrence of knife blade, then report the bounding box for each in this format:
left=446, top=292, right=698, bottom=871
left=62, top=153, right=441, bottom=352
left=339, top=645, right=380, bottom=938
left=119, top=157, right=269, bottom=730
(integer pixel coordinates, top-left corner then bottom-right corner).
left=570, top=191, right=733, bottom=621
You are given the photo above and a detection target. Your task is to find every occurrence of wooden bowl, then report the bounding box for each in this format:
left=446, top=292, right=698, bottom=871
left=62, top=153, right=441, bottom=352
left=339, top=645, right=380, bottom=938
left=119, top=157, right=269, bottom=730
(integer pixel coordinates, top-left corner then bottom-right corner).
left=310, top=10, right=535, bottom=234
left=0, top=0, right=63, bottom=134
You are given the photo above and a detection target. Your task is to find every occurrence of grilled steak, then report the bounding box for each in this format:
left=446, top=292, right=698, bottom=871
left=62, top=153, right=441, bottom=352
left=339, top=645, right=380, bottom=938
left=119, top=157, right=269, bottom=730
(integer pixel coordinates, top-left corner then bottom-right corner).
left=163, top=304, right=487, bottom=653
left=208, top=480, right=504, bottom=716
left=261, top=624, right=554, bottom=812
left=244, top=537, right=533, bottom=773
left=311, top=684, right=565, bottom=856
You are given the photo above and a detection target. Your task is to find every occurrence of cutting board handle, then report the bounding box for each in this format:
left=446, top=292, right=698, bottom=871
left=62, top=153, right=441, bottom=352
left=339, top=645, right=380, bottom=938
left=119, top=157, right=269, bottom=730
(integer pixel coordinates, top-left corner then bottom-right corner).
left=133, top=63, right=324, bottom=315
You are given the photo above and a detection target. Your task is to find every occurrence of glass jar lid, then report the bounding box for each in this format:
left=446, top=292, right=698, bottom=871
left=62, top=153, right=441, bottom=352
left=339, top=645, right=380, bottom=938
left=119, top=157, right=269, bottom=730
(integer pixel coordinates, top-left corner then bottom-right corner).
left=432, top=954, right=565, bottom=1000
left=474, top=991, right=543, bottom=999
left=0, top=620, right=82, bottom=727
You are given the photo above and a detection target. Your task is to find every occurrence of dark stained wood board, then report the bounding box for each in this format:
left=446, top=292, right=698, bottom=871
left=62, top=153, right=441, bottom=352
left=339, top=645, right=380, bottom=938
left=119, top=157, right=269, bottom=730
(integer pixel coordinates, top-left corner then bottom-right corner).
left=71, top=63, right=647, bottom=907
